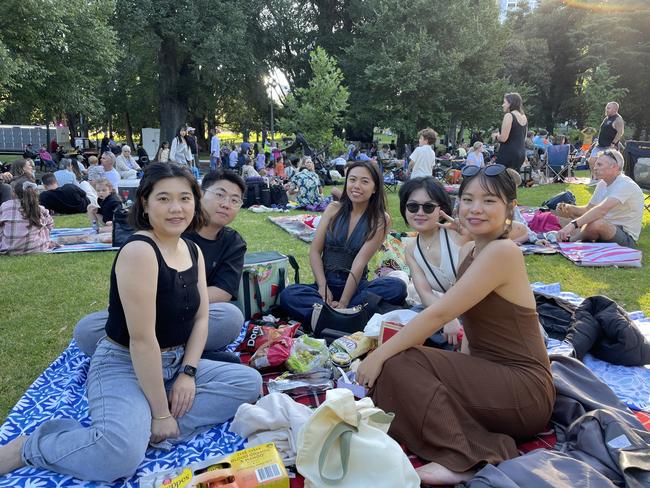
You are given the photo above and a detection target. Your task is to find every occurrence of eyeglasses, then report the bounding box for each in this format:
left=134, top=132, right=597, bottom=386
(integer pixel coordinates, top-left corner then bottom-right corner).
left=406, top=202, right=439, bottom=214
left=205, top=188, right=243, bottom=208
left=461, top=163, right=507, bottom=178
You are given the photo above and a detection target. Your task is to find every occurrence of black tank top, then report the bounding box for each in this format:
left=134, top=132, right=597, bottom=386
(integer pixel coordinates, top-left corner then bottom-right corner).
left=105, top=234, right=201, bottom=348
left=496, top=113, right=527, bottom=170
left=598, top=115, right=619, bottom=147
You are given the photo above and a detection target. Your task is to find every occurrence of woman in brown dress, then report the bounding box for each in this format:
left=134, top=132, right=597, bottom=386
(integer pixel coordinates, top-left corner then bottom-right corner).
left=357, top=164, right=555, bottom=485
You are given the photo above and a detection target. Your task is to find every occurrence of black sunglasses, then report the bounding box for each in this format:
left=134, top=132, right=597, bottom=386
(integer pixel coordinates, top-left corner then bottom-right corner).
left=406, top=202, right=439, bottom=214
left=461, top=163, right=507, bottom=178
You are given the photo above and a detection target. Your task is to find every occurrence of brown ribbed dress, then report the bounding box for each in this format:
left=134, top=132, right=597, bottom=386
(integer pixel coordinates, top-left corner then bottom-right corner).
left=371, top=253, right=555, bottom=472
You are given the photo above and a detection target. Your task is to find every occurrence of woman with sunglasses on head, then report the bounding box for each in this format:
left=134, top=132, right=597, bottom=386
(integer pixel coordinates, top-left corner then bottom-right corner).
left=492, top=92, right=528, bottom=172
left=399, top=177, right=471, bottom=346
left=279, top=160, right=407, bottom=325
left=0, top=164, right=262, bottom=481
left=358, top=164, right=554, bottom=486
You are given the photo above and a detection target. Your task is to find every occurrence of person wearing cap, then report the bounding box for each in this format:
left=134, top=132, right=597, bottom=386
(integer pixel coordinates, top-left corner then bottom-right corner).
left=557, top=149, right=643, bottom=248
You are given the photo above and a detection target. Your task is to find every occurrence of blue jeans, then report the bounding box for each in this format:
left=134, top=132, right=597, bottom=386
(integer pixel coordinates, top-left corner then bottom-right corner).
left=280, top=276, right=407, bottom=324
left=73, top=304, right=244, bottom=357
left=22, top=339, right=261, bottom=482
left=210, top=155, right=220, bottom=171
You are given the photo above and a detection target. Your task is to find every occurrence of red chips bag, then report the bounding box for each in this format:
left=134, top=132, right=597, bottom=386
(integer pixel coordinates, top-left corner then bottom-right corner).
left=235, top=321, right=301, bottom=354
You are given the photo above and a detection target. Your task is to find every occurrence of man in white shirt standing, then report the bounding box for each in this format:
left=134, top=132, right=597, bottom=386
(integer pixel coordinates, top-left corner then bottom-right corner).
left=210, top=127, right=221, bottom=170
left=408, top=128, right=437, bottom=179
left=557, top=149, right=643, bottom=248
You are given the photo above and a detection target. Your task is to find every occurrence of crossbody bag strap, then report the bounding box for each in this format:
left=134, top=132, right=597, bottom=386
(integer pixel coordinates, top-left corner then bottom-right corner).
left=416, top=234, right=448, bottom=293
left=443, top=229, right=457, bottom=279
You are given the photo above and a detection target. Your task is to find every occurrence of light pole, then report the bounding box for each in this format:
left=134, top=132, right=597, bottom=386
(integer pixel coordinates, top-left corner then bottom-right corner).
left=268, top=79, right=277, bottom=143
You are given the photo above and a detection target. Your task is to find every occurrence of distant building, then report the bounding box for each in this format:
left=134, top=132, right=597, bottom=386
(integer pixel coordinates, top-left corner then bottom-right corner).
left=498, top=0, right=540, bottom=22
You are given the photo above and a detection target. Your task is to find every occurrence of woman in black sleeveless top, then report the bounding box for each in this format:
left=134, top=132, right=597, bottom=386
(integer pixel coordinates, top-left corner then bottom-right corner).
left=493, top=92, right=528, bottom=171
left=0, top=164, right=262, bottom=481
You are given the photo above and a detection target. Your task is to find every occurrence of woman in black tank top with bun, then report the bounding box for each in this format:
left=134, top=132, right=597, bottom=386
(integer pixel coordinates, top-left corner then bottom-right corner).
left=0, top=164, right=262, bottom=481
left=493, top=92, right=528, bottom=172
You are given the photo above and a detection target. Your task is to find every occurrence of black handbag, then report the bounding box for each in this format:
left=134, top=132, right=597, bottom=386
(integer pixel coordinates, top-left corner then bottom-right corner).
left=111, top=207, right=135, bottom=248
left=310, top=271, right=370, bottom=342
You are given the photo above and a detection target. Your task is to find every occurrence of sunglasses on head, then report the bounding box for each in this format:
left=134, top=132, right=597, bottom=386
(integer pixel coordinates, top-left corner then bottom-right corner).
left=461, top=163, right=507, bottom=178
left=406, top=202, right=439, bottom=214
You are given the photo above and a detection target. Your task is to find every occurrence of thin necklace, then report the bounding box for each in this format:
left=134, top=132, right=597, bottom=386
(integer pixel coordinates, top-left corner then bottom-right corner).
left=420, top=232, right=437, bottom=252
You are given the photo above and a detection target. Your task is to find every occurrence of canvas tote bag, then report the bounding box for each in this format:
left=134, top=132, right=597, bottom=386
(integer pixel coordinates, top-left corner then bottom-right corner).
left=296, top=388, right=420, bottom=487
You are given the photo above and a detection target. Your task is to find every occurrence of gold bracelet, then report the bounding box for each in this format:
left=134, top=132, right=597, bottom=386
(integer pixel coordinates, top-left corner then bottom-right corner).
left=153, top=413, right=172, bottom=420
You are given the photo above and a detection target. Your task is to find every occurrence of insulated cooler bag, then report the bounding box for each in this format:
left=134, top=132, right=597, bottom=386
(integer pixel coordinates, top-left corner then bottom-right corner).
left=235, top=251, right=299, bottom=319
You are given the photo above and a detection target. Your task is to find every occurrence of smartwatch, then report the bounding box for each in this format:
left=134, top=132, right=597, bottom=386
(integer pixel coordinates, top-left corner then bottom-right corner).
left=571, top=220, right=579, bottom=229
left=181, top=364, right=197, bottom=378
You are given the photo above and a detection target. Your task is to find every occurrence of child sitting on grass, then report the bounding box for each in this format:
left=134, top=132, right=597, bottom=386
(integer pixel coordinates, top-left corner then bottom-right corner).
left=0, top=177, right=54, bottom=254
left=87, top=156, right=104, bottom=182
left=87, top=178, right=122, bottom=228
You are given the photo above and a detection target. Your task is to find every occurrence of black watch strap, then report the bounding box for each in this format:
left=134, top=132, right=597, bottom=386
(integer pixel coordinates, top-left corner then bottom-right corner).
left=571, top=220, right=579, bottom=229
left=182, top=365, right=197, bottom=378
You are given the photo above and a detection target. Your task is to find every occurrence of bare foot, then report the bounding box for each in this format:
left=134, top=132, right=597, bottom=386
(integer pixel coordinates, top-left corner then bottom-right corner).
left=0, top=436, right=27, bottom=475
left=416, top=461, right=474, bottom=485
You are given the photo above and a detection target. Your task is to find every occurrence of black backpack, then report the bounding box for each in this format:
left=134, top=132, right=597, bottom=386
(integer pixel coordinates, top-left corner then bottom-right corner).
left=270, top=184, right=288, bottom=206
left=243, top=179, right=271, bottom=208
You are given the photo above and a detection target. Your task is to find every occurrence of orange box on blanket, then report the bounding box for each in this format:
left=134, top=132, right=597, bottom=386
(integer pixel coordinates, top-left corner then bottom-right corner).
left=379, top=320, right=404, bottom=345
left=138, top=442, right=289, bottom=488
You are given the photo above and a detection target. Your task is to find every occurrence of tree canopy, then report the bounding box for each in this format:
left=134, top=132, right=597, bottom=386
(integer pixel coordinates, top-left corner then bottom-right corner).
left=1, top=0, right=648, bottom=144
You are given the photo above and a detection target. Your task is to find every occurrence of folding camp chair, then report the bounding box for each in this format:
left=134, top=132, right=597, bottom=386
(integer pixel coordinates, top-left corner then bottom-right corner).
left=544, top=144, right=571, bottom=183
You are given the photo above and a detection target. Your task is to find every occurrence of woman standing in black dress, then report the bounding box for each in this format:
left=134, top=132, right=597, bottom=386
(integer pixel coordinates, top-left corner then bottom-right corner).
left=493, top=93, right=528, bottom=171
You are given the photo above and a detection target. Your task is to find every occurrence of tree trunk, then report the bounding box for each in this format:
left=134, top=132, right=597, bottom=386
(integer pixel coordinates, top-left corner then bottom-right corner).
left=397, top=131, right=407, bottom=159
left=66, top=113, right=78, bottom=148
left=123, top=111, right=134, bottom=148
left=159, top=37, right=188, bottom=145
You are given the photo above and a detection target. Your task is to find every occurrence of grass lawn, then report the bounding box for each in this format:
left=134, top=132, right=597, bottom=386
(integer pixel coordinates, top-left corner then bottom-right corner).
left=1, top=178, right=649, bottom=419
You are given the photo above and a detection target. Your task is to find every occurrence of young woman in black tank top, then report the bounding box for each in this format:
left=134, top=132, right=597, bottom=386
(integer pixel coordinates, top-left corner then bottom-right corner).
left=493, top=92, right=528, bottom=171
left=0, top=164, right=262, bottom=481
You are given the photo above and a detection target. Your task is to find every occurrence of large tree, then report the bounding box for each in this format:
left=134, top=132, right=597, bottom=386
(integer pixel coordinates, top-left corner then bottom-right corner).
left=0, top=0, right=118, bottom=139
left=343, top=0, right=506, bottom=145
left=116, top=0, right=270, bottom=144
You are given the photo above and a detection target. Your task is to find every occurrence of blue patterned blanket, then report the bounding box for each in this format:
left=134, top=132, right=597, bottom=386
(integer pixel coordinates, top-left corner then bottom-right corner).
left=49, top=228, right=118, bottom=253
left=0, top=342, right=245, bottom=487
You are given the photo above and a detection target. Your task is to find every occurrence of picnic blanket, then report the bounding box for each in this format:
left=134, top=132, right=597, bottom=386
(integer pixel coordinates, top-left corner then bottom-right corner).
left=49, top=228, right=118, bottom=253
left=558, top=242, right=642, bottom=267
left=0, top=341, right=245, bottom=487
left=268, top=214, right=319, bottom=243
left=533, top=282, right=650, bottom=413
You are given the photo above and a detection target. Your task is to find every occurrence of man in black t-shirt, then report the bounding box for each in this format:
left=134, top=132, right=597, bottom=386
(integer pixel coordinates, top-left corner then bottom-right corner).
left=39, top=172, right=90, bottom=214
left=73, top=170, right=249, bottom=363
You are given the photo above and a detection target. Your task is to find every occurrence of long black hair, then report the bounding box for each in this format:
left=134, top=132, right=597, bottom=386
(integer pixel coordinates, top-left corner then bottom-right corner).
left=129, top=162, right=208, bottom=232
left=175, top=126, right=187, bottom=145
left=330, top=160, right=387, bottom=240
left=399, top=176, right=452, bottom=225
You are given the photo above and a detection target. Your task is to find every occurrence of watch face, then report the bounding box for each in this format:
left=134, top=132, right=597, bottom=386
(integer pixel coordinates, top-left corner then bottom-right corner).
left=183, top=365, right=197, bottom=377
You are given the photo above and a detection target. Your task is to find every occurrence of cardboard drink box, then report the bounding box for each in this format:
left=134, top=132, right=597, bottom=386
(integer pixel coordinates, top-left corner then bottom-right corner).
left=379, top=320, right=404, bottom=345
left=138, top=443, right=289, bottom=488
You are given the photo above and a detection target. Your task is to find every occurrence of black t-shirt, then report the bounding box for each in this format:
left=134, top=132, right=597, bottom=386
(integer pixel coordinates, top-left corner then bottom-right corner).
left=184, top=227, right=247, bottom=299
left=98, top=193, right=122, bottom=223
left=105, top=235, right=200, bottom=348
left=39, top=184, right=89, bottom=214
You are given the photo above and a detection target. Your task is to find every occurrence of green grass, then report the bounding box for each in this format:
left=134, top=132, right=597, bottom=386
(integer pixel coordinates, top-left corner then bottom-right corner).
left=1, top=178, right=649, bottom=419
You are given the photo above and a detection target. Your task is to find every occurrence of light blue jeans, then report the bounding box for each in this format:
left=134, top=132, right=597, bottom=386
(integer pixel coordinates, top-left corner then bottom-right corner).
left=73, top=303, right=244, bottom=357
left=22, top=338, right=262, bottom=482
